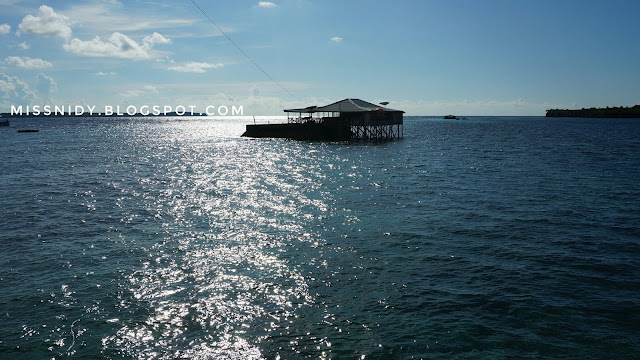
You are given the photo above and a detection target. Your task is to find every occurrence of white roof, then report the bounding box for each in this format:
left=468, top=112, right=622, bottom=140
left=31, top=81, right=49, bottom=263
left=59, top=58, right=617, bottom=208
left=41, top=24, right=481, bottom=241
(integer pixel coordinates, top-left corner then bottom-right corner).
left=285, top=98, right=403, bottom=113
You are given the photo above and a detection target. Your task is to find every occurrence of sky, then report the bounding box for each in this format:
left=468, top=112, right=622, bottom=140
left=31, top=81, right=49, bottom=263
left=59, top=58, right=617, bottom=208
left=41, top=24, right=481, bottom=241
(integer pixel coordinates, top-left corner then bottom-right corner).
left=1, top=0, right=639, bottom=116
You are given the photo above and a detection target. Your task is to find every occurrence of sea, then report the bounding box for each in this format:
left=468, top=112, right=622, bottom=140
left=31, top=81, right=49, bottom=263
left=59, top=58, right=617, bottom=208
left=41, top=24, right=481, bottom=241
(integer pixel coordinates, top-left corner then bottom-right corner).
left=1, top=116, right=638, bottom=359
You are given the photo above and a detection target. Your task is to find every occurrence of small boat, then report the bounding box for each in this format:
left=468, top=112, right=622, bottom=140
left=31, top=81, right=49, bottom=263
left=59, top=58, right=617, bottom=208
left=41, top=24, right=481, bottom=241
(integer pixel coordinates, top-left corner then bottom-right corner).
left=17, top=129, right=39, bottom=133
left=444, top=115, right=458, bottom=120
left=0, top=119, right=9, bottom=127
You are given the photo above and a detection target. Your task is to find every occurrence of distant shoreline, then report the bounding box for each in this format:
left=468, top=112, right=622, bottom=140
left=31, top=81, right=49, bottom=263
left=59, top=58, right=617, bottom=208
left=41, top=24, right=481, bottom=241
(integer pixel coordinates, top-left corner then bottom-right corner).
left=546, top=105, right=640, bottom=118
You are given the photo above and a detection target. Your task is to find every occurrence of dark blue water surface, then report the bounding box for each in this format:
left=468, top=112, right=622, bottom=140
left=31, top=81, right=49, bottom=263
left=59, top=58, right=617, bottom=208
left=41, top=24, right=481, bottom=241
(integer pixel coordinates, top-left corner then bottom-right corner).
left=1, top=116, right=639, bottom=359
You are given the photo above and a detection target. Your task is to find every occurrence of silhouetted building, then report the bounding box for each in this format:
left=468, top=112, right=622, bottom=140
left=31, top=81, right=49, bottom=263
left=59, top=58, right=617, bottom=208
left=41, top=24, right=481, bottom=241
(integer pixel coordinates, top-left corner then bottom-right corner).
left=243, top=98, right=403, bottom=140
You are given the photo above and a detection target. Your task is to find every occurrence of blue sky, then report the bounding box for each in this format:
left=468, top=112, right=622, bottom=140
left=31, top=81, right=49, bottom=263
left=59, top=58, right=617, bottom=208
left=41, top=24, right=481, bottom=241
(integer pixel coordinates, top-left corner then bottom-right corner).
left=1, top=0, right=639, bottom=115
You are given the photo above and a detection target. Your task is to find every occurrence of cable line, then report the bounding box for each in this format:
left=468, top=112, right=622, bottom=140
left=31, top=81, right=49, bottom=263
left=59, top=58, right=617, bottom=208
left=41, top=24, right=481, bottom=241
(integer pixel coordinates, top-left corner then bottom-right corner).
left=188, top=0, right=302, bottom=102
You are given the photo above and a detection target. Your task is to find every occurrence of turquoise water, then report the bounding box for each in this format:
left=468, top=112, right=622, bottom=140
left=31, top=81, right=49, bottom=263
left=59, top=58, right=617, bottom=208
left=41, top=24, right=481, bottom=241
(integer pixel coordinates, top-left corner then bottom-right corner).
left=1, top=116, right=639, bottom=359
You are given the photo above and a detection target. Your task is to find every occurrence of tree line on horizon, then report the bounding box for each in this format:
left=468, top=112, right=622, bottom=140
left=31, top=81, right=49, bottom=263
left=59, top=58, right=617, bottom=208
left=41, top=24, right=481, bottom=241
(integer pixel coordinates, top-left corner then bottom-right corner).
left=546, top=105, right=640, bottom=118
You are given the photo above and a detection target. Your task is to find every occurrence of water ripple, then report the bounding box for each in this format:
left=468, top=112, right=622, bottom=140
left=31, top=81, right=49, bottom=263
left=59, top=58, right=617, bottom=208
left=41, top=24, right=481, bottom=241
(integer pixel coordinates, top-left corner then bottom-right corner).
left=1, top=117, right=639, bottom=359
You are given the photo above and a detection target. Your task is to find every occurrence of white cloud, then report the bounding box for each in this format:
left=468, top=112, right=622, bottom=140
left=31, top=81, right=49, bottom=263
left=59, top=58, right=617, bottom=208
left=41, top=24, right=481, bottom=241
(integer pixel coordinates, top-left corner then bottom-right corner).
left=63, top=32, right=169, bottom=60
left=0, top=76, right=13, bottom=93
left=330, top=36, right=343, bottom=42
left=167, top=61, right=223, bottom=73
left=36, top=73, right=57, bottom=98
left=18, top=42, right=30, bottom=50
left=18, top=5, right=72, bottom=39
left=105, top=0, right=123, bottom=7
left=258, top=1, right=277, bottom=8
left=61, top=3, right=198, bottom=33
left=123, top=81, right=310, bottom=115
left=0, top=24, right=10, bottom=34
left=122, top=84, right=159, bottom=98
left=155, top=56, right=175, bottom=63
left=143, top=85, right=158, bottom=93
left=143, top=32, right=171, bottom=46
left=0, top=72, right=37, bottom=107
left=5, top=56, right=53, bottom=69
left=96, top=71, right=116, bottom=76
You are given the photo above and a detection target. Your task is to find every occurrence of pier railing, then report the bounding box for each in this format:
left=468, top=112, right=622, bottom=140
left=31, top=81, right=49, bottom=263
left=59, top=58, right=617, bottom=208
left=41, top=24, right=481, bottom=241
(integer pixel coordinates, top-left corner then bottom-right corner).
left=286, top=115, right=403, bottom=140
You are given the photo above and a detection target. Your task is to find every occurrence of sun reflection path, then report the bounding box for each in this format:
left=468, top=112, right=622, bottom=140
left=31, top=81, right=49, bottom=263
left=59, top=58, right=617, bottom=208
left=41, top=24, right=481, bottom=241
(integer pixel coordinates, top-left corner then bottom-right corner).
left=103, top=130, right=333, bottom=359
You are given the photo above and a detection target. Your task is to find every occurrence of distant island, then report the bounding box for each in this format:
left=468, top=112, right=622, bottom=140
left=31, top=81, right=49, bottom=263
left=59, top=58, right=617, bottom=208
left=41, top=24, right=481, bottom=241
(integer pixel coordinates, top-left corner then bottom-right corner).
left=546, top=105, right=640, bottom=118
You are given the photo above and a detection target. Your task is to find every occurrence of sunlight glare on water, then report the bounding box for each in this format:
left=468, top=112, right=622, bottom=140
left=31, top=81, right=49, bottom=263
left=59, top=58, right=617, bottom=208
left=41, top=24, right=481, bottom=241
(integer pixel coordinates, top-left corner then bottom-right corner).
left=99, top=119, right=329, bottom=358
left=1, top=116, right=639, bottom=359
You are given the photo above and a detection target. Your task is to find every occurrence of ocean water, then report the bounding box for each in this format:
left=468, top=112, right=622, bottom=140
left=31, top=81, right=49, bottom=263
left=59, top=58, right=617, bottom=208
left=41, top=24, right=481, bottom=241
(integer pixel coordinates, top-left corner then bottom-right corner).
left=0, top=116, right=639, bottom=359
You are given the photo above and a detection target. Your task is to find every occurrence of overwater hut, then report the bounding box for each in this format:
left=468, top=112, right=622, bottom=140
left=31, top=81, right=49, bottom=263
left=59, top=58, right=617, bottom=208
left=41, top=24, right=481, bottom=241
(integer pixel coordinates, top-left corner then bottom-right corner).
left=242, top=98, right=404, bottom=140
